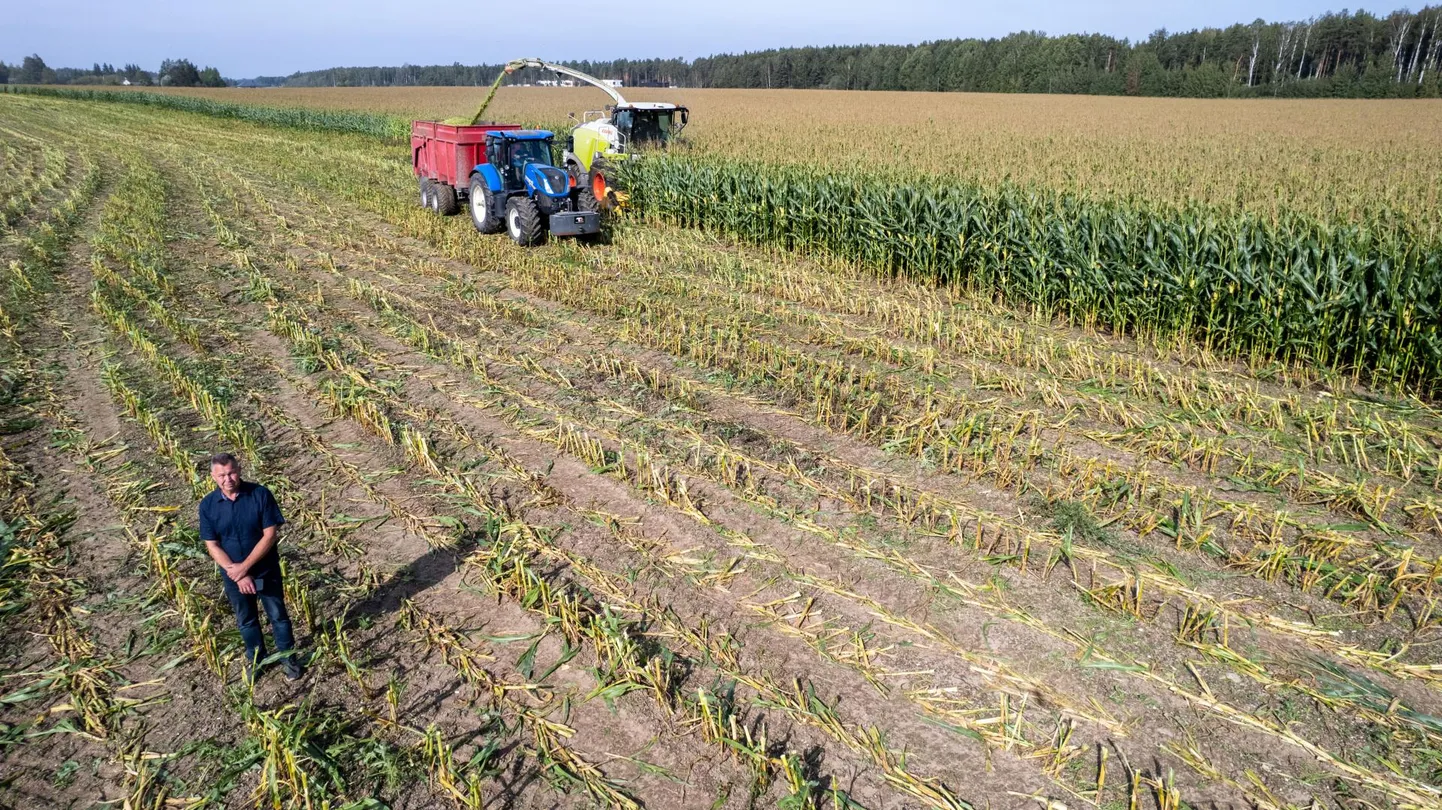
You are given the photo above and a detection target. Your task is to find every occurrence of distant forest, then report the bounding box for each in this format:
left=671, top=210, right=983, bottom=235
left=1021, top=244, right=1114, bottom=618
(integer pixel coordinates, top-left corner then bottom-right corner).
left=273, top=6, right=1442, bottom=97
left=0, top=55, right=225, bottom=88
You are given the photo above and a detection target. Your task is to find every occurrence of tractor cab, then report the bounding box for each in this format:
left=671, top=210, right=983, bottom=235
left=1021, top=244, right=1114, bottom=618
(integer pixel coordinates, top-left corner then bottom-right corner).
left=484, top=130, right=561, bottom=190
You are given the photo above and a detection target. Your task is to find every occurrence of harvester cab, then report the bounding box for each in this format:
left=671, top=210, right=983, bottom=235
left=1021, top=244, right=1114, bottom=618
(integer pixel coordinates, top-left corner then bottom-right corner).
left=467, top=129, right=601, bottom=246
left=611, top=104, right=688, bottom=146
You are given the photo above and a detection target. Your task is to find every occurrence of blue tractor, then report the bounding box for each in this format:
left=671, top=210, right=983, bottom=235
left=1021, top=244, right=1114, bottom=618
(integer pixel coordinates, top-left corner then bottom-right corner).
left=466, top=130, right=602, bottom=246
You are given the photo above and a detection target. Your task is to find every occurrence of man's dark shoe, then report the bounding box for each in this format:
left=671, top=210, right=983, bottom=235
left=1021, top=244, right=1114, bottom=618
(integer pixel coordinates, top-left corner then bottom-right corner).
left=281, top=657, right=305, bottom=681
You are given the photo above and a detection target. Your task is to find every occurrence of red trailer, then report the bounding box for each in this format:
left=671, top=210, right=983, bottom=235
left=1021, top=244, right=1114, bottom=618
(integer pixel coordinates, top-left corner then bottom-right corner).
left=412, top=120, right=521, bottom=215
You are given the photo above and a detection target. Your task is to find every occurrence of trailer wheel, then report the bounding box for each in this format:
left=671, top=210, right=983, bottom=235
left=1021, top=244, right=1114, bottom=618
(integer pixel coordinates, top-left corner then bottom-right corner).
left=419, top=178, right=433, bottom=209
left=505, top=197, right=545, bottom=247
left=434, top=183, right=459, bottom=216
left=468, top=177, right=504, bottom=234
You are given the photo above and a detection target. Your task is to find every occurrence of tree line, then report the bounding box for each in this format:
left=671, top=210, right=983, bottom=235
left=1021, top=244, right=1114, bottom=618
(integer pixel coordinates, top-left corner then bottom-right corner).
left=0, top=55, right=226, bottom=87
left=280, top=5, right=1442, bottom=98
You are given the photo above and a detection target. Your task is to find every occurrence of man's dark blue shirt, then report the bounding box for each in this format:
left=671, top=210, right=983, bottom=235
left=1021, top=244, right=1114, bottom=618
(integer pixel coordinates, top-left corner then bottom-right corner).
left=198, top=482, right=285, bottom=582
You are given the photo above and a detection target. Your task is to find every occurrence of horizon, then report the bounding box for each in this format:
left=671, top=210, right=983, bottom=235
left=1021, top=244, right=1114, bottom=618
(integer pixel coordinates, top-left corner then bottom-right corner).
left=4, top=0, right=1410, bottom=80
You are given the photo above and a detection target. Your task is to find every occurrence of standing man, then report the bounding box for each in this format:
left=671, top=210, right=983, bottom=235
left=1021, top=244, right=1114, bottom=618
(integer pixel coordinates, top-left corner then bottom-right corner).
left=198, top=453, right=304, bottom=682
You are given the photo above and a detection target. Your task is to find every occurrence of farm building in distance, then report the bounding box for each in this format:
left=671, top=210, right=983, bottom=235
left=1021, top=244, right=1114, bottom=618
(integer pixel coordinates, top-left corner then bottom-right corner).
left=534, top=78, right=622, bottom=88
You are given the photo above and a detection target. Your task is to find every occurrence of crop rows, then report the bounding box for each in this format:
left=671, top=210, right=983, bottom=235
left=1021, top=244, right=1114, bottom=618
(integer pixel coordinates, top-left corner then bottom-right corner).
left=3, top=91, right=1442, bottom=810
left=59, top=109, right=896, bottom=809
left=1, top=114, right=613, bottom=808
left=210, top=167, right=996, bottom=809
left=206, top=102, right=1442, bottom=801
left=259, top=108, right=1442, bottom=795
left=89, top=148, right=695, bottom=809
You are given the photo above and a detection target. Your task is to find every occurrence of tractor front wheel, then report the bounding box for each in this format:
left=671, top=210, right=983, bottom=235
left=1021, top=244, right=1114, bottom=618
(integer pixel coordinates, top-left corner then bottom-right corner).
left=505, top=196, right=545, bottom=247
left=469, top=177, right=504, bottom=234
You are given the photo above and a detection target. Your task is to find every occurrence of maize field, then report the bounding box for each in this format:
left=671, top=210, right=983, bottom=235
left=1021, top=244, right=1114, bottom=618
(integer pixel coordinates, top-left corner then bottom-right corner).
left=49, top=84, right=1442, bottom=225
left=19, top=84, right=1442, bottom=393
left=1, top=89, right=1442, bottom=810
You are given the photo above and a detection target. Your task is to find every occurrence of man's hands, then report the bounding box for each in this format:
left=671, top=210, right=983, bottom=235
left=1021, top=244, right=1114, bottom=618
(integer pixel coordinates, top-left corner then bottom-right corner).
left=204, top=541, right=246, bottom=583
left=204, top=528, right=280, bottom=596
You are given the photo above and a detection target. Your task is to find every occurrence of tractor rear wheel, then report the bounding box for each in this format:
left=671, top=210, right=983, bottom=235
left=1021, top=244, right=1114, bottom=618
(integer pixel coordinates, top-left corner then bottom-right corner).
left=469, top=177, right=504, bottom=234
left=433, top=183, right=459, bottom=216
left=419, top=178, right=433, bottom=209
left=505, top=197, right=545, bottom=247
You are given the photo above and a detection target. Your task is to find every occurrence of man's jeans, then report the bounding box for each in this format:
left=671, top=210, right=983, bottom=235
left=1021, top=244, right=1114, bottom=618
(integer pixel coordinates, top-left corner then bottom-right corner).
left=222, top=574, right=295, bottom=668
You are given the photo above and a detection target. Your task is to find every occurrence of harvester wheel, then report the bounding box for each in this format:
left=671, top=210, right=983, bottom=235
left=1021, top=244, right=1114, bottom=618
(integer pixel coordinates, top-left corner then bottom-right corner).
left=419, top=178, right=433, bottom=209
left=589, top=161, right=619, bottom=211
left=433, top=183, right=459, bottom=216
left=468, top=177, right=504, bottom=234
left=575, top=186, right=601, bottom=214
left=505, top=196, right=545, bottom=247
left=574, top=187, right=604, bottom=245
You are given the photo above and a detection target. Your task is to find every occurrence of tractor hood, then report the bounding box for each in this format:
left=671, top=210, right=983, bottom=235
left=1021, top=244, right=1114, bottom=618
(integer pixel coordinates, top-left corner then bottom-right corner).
left=524, top=163, right=571, bottom=198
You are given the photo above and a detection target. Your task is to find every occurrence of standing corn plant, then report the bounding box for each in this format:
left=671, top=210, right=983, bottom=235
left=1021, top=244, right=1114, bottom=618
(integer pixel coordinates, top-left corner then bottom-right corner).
left=625, top=155, right=1442, bottom=396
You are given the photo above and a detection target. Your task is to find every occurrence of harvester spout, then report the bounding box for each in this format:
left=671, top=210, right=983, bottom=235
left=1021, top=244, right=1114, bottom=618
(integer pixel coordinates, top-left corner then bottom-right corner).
left=503, top=58, right=630, bottom=106
left=469, top=58, right=631, bottom=126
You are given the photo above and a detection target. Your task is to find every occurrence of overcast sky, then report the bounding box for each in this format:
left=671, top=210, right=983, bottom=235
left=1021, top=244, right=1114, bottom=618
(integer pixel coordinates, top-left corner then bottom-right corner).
left=4, top=0, right=1406, bottom=78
